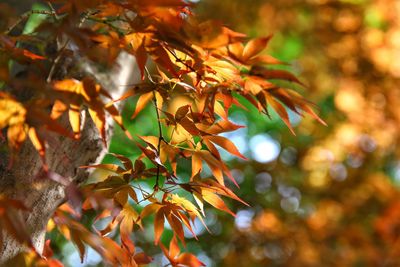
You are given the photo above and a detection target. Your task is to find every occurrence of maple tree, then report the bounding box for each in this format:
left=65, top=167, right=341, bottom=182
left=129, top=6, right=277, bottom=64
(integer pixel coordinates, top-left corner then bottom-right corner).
left=0, top=1, right=324, bottom=266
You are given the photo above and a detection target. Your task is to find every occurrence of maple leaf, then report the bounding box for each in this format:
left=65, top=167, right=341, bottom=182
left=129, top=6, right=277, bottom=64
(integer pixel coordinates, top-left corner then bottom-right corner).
left=186, top=20, right=246, bottom=49
left=84, top=175, right=138, bottom=206
left=250, top=65, right=306, bottom=87
left=226, top=36, right=284, bottom=66
left=160, top=235, right=205, bottom=267
left=179, top=178, right=249, bottom=217
left=269, top=87, right=327, bottom=126
left=204, top=58, right=241, bottom=84
left=32, top=240, right=65, bottom=267
left=94, top=204, right=143, bottom=255
left=0, top=35, right=46, bottom=65
left=189, top=145, right=238, bottom=186
left=203, top=135, right=246, bottom=160
left=193, top=107, right=243, bottom=129
left=0, top=196, right=32, bottom=248
left=52, top=77, right=130, bottom=143
left=2, top=247, right=64, bottom=267
left=139, top=135, right=180, bottom=175
left=53, top=206, right=150, bottom=266
left=131, top=91, right=153, bottom=118
left=82, top=153, right=148, bottom=182
left=94, top=2, right=124, bottom=17
left=0, top=92, right=71, bottom=162
left=123, top=31, right=149, bottom=79
left=0, top=93, right=28, bottom=148
left=140, top=193, right=203, bottom=245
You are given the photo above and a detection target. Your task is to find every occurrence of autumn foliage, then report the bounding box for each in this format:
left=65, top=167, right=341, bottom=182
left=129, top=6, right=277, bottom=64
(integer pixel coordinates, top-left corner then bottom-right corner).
left=0, top=1, right=323, bottom=266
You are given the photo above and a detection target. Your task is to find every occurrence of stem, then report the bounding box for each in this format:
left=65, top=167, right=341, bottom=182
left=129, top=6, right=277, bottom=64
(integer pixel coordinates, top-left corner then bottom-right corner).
left=153, top=90, right=163, bottom=190
left=144, top=67, right=164, bottom=190
left=46, top=2, right=60, bottom=20
left=137, top=186, right=155, bottom=204
left=162, top=185, right=178, bottom=192
left=168, top=143, right=196, bottom=152
left=47, top=41, right=69, bottom=82
left=164, top=45, right=198, bottom=75
left=5, top=10, right=56, bottom=35
left=86, top=16, right=126, bottom=35
left=169, top=127, right=176, bottom=141
left=47, top=11, right=91, bottom=82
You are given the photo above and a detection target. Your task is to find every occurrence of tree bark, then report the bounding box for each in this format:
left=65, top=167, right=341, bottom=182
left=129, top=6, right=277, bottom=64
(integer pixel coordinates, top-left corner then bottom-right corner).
left=0, top=52, right=139, bottom=264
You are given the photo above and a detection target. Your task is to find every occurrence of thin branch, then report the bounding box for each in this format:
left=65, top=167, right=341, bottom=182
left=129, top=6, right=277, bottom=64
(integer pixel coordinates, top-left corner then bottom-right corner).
left=162, top=185, right=178, bottom=192
left=47, top=11, right=92, bottom=82
left=168, top=143, right=195, bottom=152
left=153, top=89, right=164, bottom=190
left=131, top=184, right=149, bottom=194
left=164, top=45, right=198, bottom=75
left=137, top=187, right=156, bottom=204
left=145, top=67, right=157, bottom=84
left=86, top=16, right=126, bottom=35
left=46, top=2, right=60, bottom=20
left=5, top=10, right=56, bottom=35
left=145, top=67, right=164, bottom=190
left=46, top=41, right=69, bottom=82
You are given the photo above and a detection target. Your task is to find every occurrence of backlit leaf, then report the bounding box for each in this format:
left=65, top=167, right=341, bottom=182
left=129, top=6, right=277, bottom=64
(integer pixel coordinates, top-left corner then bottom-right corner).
left=242, top=36, right=272, bottom=61
left=204, top=135, right=246, bottom=160
left=131, top=92, right=153, bottom=119
left=154, top=209, right=165, bottom=245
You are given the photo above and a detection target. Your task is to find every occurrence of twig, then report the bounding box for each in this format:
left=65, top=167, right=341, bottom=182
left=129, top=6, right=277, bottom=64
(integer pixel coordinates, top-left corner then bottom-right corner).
left=153, top=90, right=164, bottom=190
left=46, top=2, right=60, bottom=20
left=162, top=185, right=178, bottom=192
left=145, top=67, right=164, bottom=190
left=86, top=16, right=126, bottom=35
left=5, top=10, right=56, bottom=35
left=137, top=186, right=155, bottom=204
left=164, top=45, right=198, bottom=74
left=46, top=40, right=69, bottom=82
left=46, top=11, right=92, bottom=82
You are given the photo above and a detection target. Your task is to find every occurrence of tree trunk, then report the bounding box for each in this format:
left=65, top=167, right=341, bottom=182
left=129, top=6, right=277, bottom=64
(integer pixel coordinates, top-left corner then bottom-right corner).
left=0, top=52, right=139, bottom=264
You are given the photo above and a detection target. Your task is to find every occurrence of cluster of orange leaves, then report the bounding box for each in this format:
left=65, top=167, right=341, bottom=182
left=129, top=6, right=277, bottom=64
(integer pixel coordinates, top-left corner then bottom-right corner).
left=0, top=0, right=323, bottom=266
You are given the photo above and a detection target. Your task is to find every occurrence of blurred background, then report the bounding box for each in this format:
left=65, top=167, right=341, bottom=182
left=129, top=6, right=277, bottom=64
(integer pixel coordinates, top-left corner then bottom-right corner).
left=49, top=0, right=400, bottom=266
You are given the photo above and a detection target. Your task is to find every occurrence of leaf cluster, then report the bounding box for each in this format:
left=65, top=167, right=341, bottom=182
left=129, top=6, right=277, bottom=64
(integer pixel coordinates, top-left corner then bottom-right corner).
left=0, top=0, right=324, bottom=266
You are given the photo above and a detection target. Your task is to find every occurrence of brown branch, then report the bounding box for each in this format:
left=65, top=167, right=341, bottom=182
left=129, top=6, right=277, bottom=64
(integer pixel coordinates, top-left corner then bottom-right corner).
left=164, top=45, right=198, bottom=75
left=145, top=67, right=164, bottom=190
left=46, top=11, right=93, bottom=82
left=5, top=10, right=56, bottom=35
left=153, top=90, right=163, bottom=190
